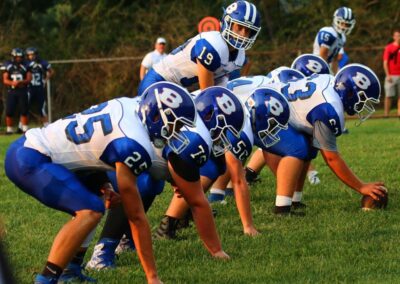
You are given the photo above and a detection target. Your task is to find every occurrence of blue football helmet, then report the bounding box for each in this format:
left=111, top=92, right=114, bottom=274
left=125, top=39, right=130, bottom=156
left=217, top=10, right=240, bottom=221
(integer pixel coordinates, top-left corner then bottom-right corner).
left=334, top=64, right=380, bottom=123
left=266, top=66, right=305, bottom=84
left=245, top=88, right=290, bottom=148
left=26, top=47, right=38, bottom=59
left=138, top=82, right=197, bottom=154
left=291, top=54, right=331, bottom=76
left=333, top=7, right=356, bottom=35
left=195, top=86, right=245, bottom=156
left=221, top=1, right=261, bottom=50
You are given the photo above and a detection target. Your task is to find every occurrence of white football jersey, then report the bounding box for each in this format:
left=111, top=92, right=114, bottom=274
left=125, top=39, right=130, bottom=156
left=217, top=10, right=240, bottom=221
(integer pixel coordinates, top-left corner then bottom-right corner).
left=153, top=31, right=246, bottom=87
left=24, top=98, right=154, bottom=175
left=226, top=75, right=270, bottom=104
left=280, top=74, right=345, bottom=136
left=313, top=26, right=346, bottom=63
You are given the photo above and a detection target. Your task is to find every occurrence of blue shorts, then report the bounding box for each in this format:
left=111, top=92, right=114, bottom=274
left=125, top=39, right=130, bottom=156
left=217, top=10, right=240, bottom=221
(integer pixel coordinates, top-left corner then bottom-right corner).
left=5, top=136, right=105, bottom=215
left=266, top=125, right=318, bottom=161
left=200, top=156, right=226, bottom=181
left=137, top=69, right=165, bottom=96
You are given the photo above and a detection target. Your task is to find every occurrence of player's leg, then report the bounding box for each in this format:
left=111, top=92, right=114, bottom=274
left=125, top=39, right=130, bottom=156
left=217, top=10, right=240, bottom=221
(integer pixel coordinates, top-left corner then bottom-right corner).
left=245, top=148, right=264, bottom=184
left=86, top=172, right=164, bottom=270
left=208, top=168, right=230, bottom=203
left=292, top=161, right=311, bottom=209
left=18, top=91, right=29, bottom=132
left=4, top=137, right=105, bottom=283
left=5, top=91, right=17, bottom=134
left=395, top=78, right=400, bottom=117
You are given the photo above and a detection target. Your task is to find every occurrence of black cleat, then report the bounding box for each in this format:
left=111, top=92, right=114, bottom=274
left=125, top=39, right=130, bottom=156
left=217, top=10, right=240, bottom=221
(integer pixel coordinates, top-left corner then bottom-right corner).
left=292, top=202, right=307, bottom=210
left=153, top=215, right=178, bottom=240
left=274, top=205, right=305, bottom=217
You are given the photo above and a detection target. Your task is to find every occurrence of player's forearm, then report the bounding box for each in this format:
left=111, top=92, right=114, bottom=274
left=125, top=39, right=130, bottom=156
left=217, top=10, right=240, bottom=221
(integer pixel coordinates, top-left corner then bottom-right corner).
left=129, top=218, right=159, bottom=283
left=230, top=166, right=255, bottom=231
left=321, top=150, right=363, bottom=191
left=190, top=200, right=223, bottom=254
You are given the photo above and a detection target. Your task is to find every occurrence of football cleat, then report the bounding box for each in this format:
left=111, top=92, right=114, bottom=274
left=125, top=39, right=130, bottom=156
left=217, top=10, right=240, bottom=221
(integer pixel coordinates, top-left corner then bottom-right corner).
left=292, top=202, right=307, bottom=210
left=59, top=263, right=96, bottom=283
left=34, top=274, right=58, bottom=284
left=307, top=170, right=321, bottom=185
left=85, top=239, right=118, bottom=270
left=115, top=234, right=135, bottom=255
left=153, top=216, right=178, bottom=240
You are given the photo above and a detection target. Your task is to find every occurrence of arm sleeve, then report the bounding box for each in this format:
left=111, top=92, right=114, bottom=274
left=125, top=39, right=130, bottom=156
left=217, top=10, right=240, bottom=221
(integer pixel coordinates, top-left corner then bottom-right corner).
left=312, top=120, right=338, bottom=152
left=317, top=31, right=336, bottom=48
left=191, top=39, right=221, bottom=72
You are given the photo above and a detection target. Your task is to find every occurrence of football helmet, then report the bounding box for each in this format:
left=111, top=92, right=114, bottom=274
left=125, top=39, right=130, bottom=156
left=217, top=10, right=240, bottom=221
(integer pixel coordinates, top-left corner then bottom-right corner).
left=195, top=86, right=245, bottom=156
left=266, top=66, right=305, bottom=84
left=334, top=64, right=380, bottom=123
left=11, top=48, right=24, bottom=62
left=333, top=7, right=356, bottom=35
left=291, top=54, right=331, bottom=76
left=26, top=47, right=38, bottom=60
left=221, top=1, right=261, bottom=50
left=245, top=88, right=290, bottom=148
left=138, top=82, right=197, bottom=154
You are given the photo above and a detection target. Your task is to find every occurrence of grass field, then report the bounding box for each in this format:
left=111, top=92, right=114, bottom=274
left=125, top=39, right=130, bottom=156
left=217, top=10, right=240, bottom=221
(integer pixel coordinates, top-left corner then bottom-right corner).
left=1, top=118, right=399, bottom=283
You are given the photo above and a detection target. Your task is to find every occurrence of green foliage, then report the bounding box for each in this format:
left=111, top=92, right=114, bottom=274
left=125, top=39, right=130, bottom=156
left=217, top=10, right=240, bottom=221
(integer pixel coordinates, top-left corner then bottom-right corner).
left=0, top=118, right=400, bottom=283
left=0, top=0, right=399, bottom=117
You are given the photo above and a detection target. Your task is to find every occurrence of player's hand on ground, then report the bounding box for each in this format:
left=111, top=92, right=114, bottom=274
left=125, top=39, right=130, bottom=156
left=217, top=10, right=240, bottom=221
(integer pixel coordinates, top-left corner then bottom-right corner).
left=212, top=250, right=230, bottom=260
left=359, top=182, right=386, bottom=200
left=243, top=226, right=260, bottom=236
left=148, top=277, right=163, bottom=284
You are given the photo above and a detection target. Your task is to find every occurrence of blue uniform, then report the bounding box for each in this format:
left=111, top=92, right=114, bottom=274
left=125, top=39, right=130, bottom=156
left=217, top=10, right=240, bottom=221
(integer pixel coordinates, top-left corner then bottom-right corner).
left=28, top=59, right=52, bottom=116
left=5, top=98, right=155, bottom=215
left=313, top=27, right=346, bottom=63
left=267, top=74, right=345, bottom=159
left=3, top=60, right=31, bottom=117
left=138, top=31, right=246, bottom=95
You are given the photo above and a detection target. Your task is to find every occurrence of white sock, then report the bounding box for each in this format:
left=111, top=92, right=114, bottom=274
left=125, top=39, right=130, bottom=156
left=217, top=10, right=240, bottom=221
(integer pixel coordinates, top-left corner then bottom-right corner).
left=292, top=191, right=302, bottom=202
left=210, top=188, right=225, bottom=195
left=275, top=195, right=292, bottom=206
left=6, top=126, right=14, bottom=133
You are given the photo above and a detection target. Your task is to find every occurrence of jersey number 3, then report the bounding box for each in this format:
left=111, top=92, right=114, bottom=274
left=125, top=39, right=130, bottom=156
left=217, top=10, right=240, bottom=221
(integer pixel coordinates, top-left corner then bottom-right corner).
left=65, top=102, right=113, bottom=145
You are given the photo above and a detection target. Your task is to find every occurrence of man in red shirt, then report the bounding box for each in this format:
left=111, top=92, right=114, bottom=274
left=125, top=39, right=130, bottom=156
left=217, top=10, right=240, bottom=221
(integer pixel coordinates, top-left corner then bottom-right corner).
left=383, top=28, right=400, bottom=117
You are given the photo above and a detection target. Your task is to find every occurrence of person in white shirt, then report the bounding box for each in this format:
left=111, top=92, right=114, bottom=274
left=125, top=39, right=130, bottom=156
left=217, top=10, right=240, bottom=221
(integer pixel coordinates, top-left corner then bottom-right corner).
left=139, top=37, right=167, bottom=80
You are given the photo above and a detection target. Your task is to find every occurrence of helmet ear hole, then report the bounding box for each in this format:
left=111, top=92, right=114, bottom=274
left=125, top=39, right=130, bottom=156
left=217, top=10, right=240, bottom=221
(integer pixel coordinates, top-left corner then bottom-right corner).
left=152, top=113, right=161, bottom=123
left=204, top=109, right=214, bottom=122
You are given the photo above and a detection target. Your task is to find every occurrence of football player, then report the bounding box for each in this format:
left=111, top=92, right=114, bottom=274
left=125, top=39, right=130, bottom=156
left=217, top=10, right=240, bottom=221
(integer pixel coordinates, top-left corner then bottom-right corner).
left=264, top=64, right=386, bottom=215
left=313, top=7, right=355, bottom=73
left=5, top=81, right=199, bottom=284
left=2, top=48, right=32, bottom=134
left=26, top=47, right=54, bottom=126
left=155, top=85, right=290, bottom=239
left=83, top=87, right=244, bottom=270
left=137, top=0, right=261, bottom=95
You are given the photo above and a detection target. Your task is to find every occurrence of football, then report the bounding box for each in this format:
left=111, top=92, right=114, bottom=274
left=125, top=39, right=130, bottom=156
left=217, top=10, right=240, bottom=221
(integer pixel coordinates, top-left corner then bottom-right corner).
left=361, top=187, right=388, bottom=211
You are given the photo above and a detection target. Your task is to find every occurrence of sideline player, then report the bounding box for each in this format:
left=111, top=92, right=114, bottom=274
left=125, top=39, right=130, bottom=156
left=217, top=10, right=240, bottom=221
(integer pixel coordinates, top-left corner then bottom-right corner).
left=137, top=0, right=261, bottom=95
left=5, top=82, right=199, bottom=284
left=313, top=6, right=355, bottom=73
left=2, top=48, right=32, bottom=134
left=26, top=47, right=54, bottom=126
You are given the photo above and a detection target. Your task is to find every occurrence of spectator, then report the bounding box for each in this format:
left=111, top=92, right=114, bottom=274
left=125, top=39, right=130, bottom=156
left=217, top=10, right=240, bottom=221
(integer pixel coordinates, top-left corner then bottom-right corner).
left=2, top=48, right=32, bottom=134
left=139, top=37, right=167, bottom=80
left=383, top=28, right=400, bottom=117
left=26, top=47, right=54, bottom=126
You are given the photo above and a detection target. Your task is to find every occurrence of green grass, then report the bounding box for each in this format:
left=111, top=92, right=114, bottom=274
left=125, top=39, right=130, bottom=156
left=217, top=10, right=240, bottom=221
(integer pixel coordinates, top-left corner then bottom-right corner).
left=1, top=118, right=399, bottom=283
